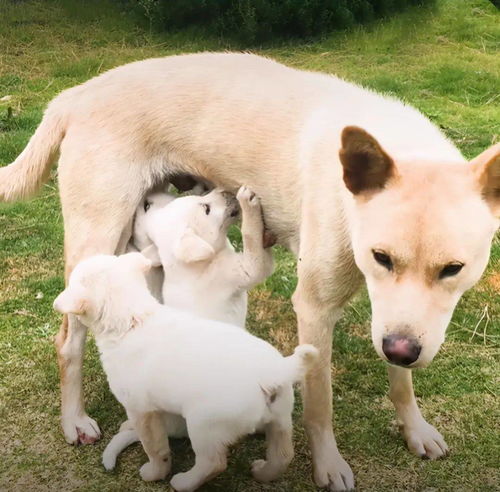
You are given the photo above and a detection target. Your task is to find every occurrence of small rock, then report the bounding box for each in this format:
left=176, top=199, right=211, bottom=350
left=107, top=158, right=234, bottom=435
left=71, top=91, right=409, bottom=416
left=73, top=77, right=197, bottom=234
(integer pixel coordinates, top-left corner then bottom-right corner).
left=0, top=95, right=12, bottom=102
left=35, top=291, right=44, bottom=300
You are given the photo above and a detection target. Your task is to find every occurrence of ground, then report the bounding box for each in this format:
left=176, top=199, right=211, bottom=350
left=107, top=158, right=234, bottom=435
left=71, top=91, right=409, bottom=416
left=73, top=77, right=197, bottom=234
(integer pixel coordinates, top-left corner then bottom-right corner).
left=0, top=0, right=498, bottom=490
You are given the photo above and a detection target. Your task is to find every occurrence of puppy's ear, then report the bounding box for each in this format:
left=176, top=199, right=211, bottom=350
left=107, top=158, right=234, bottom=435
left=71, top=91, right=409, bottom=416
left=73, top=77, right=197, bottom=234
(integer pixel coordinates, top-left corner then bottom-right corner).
left=174, top=228, right=215, bottom=263
left=53, top=285, right=87, bottom=315
left=471, top=142, right=500, bottom=217
left=339, top=126, right=396, bottom=196
left=141, top=244, right=162, bottom=267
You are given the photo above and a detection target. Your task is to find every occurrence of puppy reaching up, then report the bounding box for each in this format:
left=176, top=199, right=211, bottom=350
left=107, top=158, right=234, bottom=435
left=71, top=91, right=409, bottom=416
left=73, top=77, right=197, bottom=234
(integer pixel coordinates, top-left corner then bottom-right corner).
left=142, top=186, right=274, bottom=327
left=54, top=253, right=317, bottom=491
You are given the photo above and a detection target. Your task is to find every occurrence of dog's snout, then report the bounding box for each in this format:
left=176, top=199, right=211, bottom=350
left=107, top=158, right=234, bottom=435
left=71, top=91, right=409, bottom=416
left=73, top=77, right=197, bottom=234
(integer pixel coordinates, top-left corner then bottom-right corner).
left=382, top=334, right=421, bottom=366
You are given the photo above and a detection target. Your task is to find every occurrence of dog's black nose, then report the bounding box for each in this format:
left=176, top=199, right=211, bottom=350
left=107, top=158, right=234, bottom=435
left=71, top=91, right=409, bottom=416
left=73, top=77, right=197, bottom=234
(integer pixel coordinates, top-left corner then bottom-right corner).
left=382, top=334, right=421, bottom=366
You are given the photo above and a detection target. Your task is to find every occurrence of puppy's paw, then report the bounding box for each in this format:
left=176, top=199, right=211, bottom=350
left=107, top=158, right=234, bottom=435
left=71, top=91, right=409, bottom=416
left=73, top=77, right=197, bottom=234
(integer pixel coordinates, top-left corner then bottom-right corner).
left=170, top=471, right=196, bottom=492
left=403, top=420, right=449, bottom=460
left=251, top=459, right=284, bottom=483
left=139, top=460, right=170, bottom=482
left=62, top=414, right=101, bottom=445
left=237, top=185, right=259, bottom=208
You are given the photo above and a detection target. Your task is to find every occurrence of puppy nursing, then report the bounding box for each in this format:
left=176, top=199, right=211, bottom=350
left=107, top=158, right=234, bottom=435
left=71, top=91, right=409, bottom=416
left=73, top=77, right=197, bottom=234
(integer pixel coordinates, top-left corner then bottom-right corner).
left=54, top=253, right=317, bottom=491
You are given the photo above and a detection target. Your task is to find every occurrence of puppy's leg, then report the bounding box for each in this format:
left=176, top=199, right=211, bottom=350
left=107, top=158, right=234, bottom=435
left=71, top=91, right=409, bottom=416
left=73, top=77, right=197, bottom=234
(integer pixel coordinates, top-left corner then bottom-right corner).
left=136, top=412, right=171, bottom=481
left=235, top=185, right=274, bottom=288
left=251, top=400, right=294, bottom=483
left=170, top=421, right=228, bottom=492
left=388, top=365, right=448, bottom=459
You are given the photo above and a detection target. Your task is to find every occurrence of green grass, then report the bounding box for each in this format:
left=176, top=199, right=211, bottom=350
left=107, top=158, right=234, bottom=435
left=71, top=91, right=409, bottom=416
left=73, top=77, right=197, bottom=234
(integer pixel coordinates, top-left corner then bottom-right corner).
left=0, top=0, right=499, bottom=490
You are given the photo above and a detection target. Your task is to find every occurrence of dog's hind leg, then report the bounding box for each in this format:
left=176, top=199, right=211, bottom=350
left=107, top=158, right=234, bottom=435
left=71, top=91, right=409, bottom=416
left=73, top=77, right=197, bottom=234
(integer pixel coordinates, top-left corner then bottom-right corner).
left=136, top=411, right=171, bottom=481
left=387, top=365, right=448, bottom=459
left=170, top=420, right=229, bottom=492
left=55, top=153, right=147, bottom=444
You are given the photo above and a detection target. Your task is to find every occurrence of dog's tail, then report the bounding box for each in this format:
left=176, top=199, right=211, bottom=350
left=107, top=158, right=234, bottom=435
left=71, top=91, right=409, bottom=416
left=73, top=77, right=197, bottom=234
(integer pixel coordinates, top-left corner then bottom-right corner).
left=0, top=99, right=67, bottom=202
left=102, top=428, right=139, bottom=471
left=282, top=344, right=319, bottom=383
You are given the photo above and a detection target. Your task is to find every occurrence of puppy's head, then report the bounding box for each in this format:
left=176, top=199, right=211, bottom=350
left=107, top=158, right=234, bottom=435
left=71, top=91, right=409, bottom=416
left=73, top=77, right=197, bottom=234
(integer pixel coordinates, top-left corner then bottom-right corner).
left=53, top=253, right=152, bottom=333
left=133, top=191, right=175, bottom=251
left=340, top=126, right=499, bottom=367
left=147, top=189, right=239, bottom=264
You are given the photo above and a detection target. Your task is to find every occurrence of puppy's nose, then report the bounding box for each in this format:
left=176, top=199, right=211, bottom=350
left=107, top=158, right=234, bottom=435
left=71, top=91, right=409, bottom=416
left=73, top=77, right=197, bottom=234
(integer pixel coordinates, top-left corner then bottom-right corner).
left=382, top=334, right=421, bottom=366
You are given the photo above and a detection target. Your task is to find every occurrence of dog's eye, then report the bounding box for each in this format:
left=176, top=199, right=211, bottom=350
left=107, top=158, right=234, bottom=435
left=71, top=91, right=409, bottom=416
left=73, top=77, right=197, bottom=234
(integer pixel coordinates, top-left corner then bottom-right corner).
left=372, top=250, right=393, bottom=271
left=203, top=203, right=210, bottom=215
left=143, top=200, right=151, bottom=212
left=439, top=262, right=463, bottom=279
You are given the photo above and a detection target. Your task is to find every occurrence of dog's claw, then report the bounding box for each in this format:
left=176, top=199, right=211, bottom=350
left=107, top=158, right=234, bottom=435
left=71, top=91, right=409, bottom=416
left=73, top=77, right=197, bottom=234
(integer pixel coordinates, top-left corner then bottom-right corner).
left=403, top=419, right=449, bottom=460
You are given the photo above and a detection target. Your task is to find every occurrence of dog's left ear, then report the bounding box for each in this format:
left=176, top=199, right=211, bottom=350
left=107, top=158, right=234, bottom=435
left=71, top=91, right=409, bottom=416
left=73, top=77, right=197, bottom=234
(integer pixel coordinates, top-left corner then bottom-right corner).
left=174, top=228, right=215, bottom=263
left=471, top=143, right=500, bottom=217
left=53, top=285, right=87, bottom=315
left=339, top=126, right=396, bottom=196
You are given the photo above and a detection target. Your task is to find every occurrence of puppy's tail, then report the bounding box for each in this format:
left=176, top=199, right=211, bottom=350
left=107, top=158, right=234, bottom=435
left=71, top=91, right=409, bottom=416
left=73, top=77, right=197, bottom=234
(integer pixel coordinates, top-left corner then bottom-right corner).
left=0, top=99, right=67, bottom=202
left=283, top=344, right=319, bottom=383
left=102, top=429, right=139, bottom=471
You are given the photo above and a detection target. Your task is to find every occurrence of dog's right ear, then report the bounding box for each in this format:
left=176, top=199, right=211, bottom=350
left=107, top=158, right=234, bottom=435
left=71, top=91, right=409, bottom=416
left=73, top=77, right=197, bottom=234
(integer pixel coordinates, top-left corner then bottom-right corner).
left=141, top=244, right=162, bottom=267
left=174, top=228, right=215, bottom=263
left=471, top=142, right=500, bottom=217
left=339, top=126, right=396, bottom=196
left=53, top=285, right=87, bottom=315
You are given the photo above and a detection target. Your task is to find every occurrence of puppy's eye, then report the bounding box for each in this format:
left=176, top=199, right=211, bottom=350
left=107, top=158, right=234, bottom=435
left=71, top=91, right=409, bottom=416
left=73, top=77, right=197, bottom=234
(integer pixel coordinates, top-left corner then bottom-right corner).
left=439, top=262, right=464, bottom=279
left=203, top=203, right=210, bottom=215
left=372, top=250, right=393, bottom=271
left=143, top=200, right=151, bottom=212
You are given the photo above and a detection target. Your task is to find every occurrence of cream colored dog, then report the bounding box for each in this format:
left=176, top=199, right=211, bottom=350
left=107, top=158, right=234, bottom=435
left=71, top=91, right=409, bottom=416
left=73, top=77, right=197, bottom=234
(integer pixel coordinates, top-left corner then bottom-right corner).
left=102, top=185, right=273, bottom=469
left=1, top=53, right=498, bottom=490
left=54, top=253, right=318, bottom=491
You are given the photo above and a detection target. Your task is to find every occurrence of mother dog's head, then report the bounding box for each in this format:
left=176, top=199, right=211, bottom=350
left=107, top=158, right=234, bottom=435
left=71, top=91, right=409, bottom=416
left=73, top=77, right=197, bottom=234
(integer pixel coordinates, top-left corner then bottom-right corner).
left=340, top=126, right=499, bottom=368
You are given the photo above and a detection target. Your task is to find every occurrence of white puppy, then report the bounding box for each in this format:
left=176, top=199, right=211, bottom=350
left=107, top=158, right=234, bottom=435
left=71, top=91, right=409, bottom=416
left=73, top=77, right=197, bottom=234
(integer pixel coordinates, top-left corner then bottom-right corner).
left=103, top=185, right=275, bottom=468
left=142, top=186, right=274, bottom=327
left=126, top=190, right=175, bottom=301
left=54, top=253, right=317, bottom=491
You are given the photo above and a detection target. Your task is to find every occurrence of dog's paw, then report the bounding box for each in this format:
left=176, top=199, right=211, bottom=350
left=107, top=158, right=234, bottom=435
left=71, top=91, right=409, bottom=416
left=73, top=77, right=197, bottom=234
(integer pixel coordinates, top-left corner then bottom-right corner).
left=402, top=420, right=449, bottom=460
left=62, top=414, right=101, bottom=445
left=313, top=452, right=354, bottom=491
left=237, top=185, right=259, bottom=208
left=139, top=460, right=170, bottom=482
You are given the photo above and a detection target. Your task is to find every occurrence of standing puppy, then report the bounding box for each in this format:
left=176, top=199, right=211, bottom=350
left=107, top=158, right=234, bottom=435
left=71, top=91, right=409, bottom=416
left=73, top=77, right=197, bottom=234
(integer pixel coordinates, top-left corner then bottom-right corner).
left=54, top=253, right=318, bottom=491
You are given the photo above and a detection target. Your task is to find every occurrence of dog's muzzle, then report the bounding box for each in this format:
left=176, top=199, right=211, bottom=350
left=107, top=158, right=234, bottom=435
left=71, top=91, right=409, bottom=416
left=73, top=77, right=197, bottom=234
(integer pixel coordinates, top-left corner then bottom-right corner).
left=382, top=334, right=421, bottom=366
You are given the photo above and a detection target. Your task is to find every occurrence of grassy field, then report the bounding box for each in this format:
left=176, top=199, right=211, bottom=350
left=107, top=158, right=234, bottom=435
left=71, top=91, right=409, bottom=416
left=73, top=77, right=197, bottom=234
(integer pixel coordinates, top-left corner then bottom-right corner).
left=0, top=0, right=499, bottom=490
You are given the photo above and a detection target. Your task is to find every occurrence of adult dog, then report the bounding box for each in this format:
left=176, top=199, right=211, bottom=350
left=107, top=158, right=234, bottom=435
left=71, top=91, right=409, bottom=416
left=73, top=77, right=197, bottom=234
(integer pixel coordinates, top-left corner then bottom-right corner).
left=1, top=53, right=498, bottom=491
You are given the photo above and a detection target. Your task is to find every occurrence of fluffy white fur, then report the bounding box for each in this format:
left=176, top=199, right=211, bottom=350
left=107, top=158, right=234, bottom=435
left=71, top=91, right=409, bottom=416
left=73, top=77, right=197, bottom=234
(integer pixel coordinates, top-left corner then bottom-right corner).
left=103, top=185, right=274, bottom=469
left=54, top=253, right=317, bottom=491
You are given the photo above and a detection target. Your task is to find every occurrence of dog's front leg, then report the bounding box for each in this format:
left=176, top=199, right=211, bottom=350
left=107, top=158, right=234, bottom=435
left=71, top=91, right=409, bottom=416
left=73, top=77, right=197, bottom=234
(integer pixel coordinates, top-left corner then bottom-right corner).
left=293, top=285, right=354, bottom=491
left=235, top=186, right=274, bottom=288
left=136, top=411, right=171, bottom=481
left=387, top=365, right=448, bottom=459
left=55, top=314, right=101, bottom=445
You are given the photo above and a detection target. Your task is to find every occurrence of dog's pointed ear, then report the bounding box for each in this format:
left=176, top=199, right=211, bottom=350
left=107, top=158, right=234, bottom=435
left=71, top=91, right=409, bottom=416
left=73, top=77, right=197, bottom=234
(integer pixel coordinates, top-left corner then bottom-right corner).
left=471, top=143, right=500, bottom=217
left=140, top=245, right=162, bottom=268
left=174, top=228, right=215, bottom=263
left=53, top=285, right=87, bottom=315
left=339, top=126, right=396, bottom=195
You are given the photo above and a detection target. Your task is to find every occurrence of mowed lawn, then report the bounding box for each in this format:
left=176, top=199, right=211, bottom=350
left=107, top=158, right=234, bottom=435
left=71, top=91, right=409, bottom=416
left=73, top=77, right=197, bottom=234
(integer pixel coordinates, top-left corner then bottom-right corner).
left=0, top=0, right=498, bottom=490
